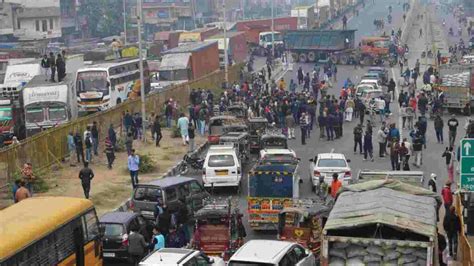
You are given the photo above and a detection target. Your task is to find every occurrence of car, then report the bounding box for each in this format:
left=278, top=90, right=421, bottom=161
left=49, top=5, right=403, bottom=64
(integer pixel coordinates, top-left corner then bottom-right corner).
left=130, top=176, right=209, bottom=220
left=99, top=212, right=153, bottom=261
left=469, top=37, right=474, bottom=49
left=355, top=83, right=378, bottom=97
left=360, top=89, right=385, bottom=108
left=361, top=72, right=383, bottom=84
left=359, top=79, right=383, bottom=90
left=367, top=66, right=388, bottom=83
left=228, top=240, right=315, bottom=266
left=309, top=152, right=352, bottom=191
left=139, top=248, right=225, bottom=266
left=203, top=145, right=242, bottom=189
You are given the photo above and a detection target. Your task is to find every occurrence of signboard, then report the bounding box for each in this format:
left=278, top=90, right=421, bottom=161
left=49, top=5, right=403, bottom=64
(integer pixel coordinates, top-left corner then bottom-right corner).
left=460, top=138, right=474, bottom=191
left=23, top=85, right=68, bottom=106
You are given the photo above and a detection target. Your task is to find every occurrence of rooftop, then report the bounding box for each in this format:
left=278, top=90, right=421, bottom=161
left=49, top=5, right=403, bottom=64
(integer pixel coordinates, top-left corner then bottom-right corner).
left=17, top=7, right=60, bottom=18
left=140, top=176, right=196, bottom=188
left=164, top=41, right=217, bottom=54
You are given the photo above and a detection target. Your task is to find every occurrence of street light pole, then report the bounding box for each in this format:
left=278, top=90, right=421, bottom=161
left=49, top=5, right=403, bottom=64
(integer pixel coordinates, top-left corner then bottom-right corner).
left=271, top=0, right=275, bottom=58
left=223, top=0, right=228, bottom=88
left=137, top=0, right=146, bottom=142
left=123, top=0, right=127, bottom=45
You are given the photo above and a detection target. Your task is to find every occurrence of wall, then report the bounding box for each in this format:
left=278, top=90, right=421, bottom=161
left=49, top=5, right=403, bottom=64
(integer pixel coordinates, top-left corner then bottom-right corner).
left=15, top=16, right=61, bottom=40
left=0, top=63, right=243, bottom=181
left=190, top=41, right=220, bottom=80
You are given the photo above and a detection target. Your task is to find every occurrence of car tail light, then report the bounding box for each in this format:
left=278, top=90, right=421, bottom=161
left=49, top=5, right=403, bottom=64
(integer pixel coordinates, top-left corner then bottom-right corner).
left=208, top=135, right=219, bottom=144
left=129, top=201, right=134, bottom=210
left=121, top=233, right=129, bottom=247
left=344, top=171, right=352, bottom=178
left=313, top=170, right=321, bottom=176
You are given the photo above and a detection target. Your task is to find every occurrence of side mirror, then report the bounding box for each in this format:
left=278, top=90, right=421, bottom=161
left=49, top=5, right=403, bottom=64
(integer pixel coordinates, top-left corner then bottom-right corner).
left=346, top=159, right=351, bottom=163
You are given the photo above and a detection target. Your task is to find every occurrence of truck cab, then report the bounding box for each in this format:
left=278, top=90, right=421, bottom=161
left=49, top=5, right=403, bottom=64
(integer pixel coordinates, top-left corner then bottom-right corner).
left=259, top=31, right=283, bottom=49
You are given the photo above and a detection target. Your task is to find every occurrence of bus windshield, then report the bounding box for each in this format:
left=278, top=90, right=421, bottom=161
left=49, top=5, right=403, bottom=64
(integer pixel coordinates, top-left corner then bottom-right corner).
left=76, top=71, right=109, bottom=96
left=0, top=107, right=12, bottom=120
left=25, top=107, right=44, bottom=123
left=49, top=106, right=67, bottom=121
left=249, top=174, right=293, bottom=198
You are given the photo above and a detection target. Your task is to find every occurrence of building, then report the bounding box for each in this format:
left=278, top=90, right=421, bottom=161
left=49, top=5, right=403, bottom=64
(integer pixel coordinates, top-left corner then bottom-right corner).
left=0, top=2, right=21, bottom=42
left=142, top=0, right=195, bottom=33
left=59, top=0, right=78, bottom=40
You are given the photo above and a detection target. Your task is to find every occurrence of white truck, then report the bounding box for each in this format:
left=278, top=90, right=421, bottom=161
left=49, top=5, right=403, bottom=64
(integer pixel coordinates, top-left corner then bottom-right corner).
left=21, top=74, right=78, bottom=137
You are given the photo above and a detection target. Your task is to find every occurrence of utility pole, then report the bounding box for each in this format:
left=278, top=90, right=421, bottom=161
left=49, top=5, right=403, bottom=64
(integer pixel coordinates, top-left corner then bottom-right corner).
left=137, top=0, right=146, bottom=142
left=223, top=0, right=228, bottom=88
left=123, top=0, right=127, bottom=45
left=241, top=0, right=245, bottom=20
left=271, top=0, right=275, bottom=58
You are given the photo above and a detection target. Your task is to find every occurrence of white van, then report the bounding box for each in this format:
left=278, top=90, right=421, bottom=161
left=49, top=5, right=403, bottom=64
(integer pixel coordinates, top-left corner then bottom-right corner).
left=228, top=240, right=315, bottom=266
left=203, top=145, right=241, bottom=189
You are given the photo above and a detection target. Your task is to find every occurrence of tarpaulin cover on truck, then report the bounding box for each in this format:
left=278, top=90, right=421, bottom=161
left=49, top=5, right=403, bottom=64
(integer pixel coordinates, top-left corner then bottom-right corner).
left=284, top=30, right=356, bottom=51
left=326, top=179, right=440, bottom=239
left=159, top=53, right=191, bottom=70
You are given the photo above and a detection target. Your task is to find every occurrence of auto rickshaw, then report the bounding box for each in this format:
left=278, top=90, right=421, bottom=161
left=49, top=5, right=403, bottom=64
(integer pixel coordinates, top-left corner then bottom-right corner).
left=248, top=117, right=268, bottom=153
left=227, top=104, right=248, bottom=119
left=192, top=199, right=246, bottom=260
left=208, top=115, right=238, bottom=144
left=277, top=200, right=331, bottom=258
left=260, top=133, right=288, bottom=150
left=219, top=131, right=250, bottom=161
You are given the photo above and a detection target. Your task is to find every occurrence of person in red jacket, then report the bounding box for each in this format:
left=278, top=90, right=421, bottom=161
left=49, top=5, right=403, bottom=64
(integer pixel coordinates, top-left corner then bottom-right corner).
left=441, top=180, right=453, bottom=213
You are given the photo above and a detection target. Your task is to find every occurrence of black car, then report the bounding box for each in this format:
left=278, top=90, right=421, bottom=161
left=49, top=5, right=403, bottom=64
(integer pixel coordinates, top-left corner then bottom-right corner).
left=99, top=211, right=153, bottom=261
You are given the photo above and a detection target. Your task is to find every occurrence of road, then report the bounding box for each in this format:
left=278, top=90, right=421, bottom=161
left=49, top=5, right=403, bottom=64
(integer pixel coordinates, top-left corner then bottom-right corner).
left=105, top=0, right=467, bottom=265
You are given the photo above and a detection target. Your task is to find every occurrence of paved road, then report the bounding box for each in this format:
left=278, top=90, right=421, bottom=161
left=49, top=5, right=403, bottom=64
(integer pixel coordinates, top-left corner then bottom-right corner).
left=104, top=1, right=469, bottom=265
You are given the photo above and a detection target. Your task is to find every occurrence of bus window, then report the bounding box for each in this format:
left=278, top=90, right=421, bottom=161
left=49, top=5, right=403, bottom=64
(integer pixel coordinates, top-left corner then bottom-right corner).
left=76, top=71, right=109, bottom=96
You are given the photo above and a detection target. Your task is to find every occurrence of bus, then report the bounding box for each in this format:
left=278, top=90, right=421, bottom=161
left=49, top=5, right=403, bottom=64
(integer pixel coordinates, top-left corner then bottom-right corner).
left=0, top=197, right=103, bottom=266
left=75, top=58, right=150, bottom=114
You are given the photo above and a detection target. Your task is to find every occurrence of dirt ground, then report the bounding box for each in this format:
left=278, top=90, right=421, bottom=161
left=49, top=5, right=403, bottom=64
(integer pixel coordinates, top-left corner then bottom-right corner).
left=36, top=130, right=205, bottom=216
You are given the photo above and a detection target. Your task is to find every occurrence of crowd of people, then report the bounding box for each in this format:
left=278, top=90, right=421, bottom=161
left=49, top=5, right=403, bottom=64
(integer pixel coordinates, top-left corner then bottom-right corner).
left=40, top=50, right=67, bottom=82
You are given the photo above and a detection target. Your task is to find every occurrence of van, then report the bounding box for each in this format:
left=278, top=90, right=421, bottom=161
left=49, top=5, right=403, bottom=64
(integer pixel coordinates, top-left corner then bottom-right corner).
left=228, top=240, right=315, bottom=266
left=355, top=83, right=377, bottom=97
left=203, top=145, right=241, bottom=189
left=130, top=176, right=209, bottom=220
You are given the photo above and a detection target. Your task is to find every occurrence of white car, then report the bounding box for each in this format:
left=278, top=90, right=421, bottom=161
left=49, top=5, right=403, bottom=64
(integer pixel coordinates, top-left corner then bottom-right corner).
left=259, top=148, right=297, bottom=161
left=355, top=83, right=377, bottom=97
left=359, top=79, right=383, bottom=91
left=228, top=240, right=315, bottom=266
left=309, top=152, right=352, bottom=191
left=140, top=248, right=225, bottom=265
left=203, top=145, right=241, bottom=189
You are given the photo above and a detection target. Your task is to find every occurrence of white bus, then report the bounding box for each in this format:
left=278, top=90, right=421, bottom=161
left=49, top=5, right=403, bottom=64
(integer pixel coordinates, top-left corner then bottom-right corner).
left=75, top=58, right=150, bottom=114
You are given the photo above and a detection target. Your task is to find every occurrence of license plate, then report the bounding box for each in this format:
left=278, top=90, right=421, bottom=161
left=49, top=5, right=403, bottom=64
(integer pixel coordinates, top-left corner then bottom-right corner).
left=215, top=170, right=228, bottom=176
left=141, top=211, right=154, bottom=216
left=103, top=253, right=115, bottom=258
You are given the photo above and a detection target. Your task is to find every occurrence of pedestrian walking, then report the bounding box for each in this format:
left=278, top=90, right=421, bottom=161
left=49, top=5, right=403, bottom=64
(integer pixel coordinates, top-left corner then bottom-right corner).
left=318, top=113, right=326, bottom=139
left=188, top=122, right=195, bottom=152
left=447, top=115, right=459, bottom=147
left=353, top=124, right=363, bottom=154
left=40, top=54, right=50, bottom=81
left=363, top=131, right=374, bottom=161
left=67, top=132, right=76, bottom=166
left=177, top=113, right=189, bottom=146
left=128, top=228, right=148, bottom=265
left=377, top=126, right=387, bottom=157
left=157, top=205, right=172, bottom=237
left=428, top=173, right=437, bottom=192
left=48, top=52, right=56, bottom=82
left=330, top=173, right=342, bottom=198
left=443, top=206, right=461, bottom=259
left=74, top=132, right=85, bottom=164
left=84, top=133, right=93, bottom=163
left=153, top=116, right=163, bottom=147
left=78, top=162, right=94, bottom=199
left=285, top=114, right=296, bottom=139
left=442, top=146, right=455, bottom=182
left=434, top=115, right=444, bottom=144
left=167, top=226, right=186, bottom=248
left=441, top=181, right=453, bottom=213
left=15, top=180, right=31, bottom=203
left=402, top=138, right=412, bottom=170
left=91, top=121, right=99, bottom=156
left=125, top=131, right=133, bottom=155
left=128, top=149, right=140, bottom=188
left=390, top=140, right=400, bottom=170
left=105, top=137, right=115, bottom=169
left=300, top=112, right=308, bottom=145
left=149, top=226, right=165, bottom=251
left=108, top=124, right=117, bottom=149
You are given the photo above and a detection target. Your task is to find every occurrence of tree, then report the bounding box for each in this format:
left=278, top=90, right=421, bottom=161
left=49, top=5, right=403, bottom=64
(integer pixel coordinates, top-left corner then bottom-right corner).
left=78, top=0, right=124, bottom=38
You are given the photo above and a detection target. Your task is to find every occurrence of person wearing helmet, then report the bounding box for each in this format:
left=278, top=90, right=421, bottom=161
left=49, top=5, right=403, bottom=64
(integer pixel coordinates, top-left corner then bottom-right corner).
left=428, top=173, right=437, bottom=193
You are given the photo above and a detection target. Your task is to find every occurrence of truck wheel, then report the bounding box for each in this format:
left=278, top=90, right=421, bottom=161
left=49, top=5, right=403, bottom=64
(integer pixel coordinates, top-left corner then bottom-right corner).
left=291, top=52, right=299, bottom=62
left=339, top=55, right=349, bottom=65
left=308, top=52, right=316, bottom=62
left=299, top=53, right=308, bottom=63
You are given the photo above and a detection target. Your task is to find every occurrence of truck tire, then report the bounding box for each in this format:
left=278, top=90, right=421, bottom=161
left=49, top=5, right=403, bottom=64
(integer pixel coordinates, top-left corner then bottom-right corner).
left=299, top=53, right=308, bottom=63
left=308, top=51, right=316, bottom=62
left=291, top=52, right=299, bottom=62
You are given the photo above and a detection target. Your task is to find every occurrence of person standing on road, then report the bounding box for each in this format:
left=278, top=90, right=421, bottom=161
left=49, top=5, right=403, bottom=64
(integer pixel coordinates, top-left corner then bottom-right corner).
left=157, top=205, right=172, bottom=237
left=286, top=113, right=296, bottom=139
left=447, top=115, right=459, bottom=147
left=299, top=112, right=308, bottom=145
left=188, top=122, right=195, bottom=152
left=67, top=132, right=76, bottom=166
left=149, top=226, right=165, bottom=251
left=441, top=181, right=453, bottom=213
left=84, top=133, right=93, bottom=163
left=78, top=162, right=94, bottom=199
left=443, top=206, right=461, bottom=259
left=91, top=121, right=99, bottom=156
left=177, top=113, right=189, bottom=146
left=353, top=124, right=363, bottom=154
left=412, top=130, right=423, bottom=167
left=56, top=53, right=66, bottom=82
left=74, top=132, right=85, bottom=164
left=105, top=137, right=115, bottom=169
left=434, top=115, right=444, bottom=144
left=442, top=146, right=455, bottom=182
left=128, top=227, right=148, bottom=265
left=390, top=140, right=400, bottom=170
left=330, top=173, right=342, bottom=198
left=428, top=173, right=437, bottom=193
left=402, top=138, right=412, bottom=170
left=377, top=125, right=387, bottom=157
left=363, top=131, right=374, bottom=161
left=108, top=124, right=117, bottom=149
left=128, top=149, right=140, bottom=188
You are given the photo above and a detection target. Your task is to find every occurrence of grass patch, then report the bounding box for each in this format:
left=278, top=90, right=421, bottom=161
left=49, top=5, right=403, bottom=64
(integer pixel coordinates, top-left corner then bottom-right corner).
left=11, top=168, right=51, bottom=193
left=91, top=183, right=130, bottom=213
left=161, top=154, right=171, bottom=161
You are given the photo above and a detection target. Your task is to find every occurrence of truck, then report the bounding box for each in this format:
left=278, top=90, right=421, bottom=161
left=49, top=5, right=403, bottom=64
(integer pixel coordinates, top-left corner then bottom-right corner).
left=291, top=5, right=316, bottom=29
left=437, top=64, right=474, bottom=113
left=355, top=170, right=425, bottom=187
left=247, top=163, right=300, bottom=230
left=158, top=41, right=220, bottom=89
left=21, top=74, right=77, bottom=137
left=178, top=27, right=220, bottom=45
left=234, top=17, right=297, bottom=54
left=321, top=179, right=441, bottom=266
left=208, top=32, right=248, bottom=67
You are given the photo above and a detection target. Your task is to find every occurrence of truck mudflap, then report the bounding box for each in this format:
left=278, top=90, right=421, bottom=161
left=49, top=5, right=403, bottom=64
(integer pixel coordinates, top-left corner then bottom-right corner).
left=247, top=197, right=293, bottom=230
left=321, top=236, right=435, bottom=266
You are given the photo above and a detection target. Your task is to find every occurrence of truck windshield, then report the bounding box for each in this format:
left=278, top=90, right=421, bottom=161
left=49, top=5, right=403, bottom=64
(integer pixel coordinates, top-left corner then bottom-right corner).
left=0, top=107, right=12, bottom=120
left=25, top=107, right=44, bottom=123
left=261, top=33, right=282, bottom=42
left=249, top=174, right=293, bottom=198
left=76, top=71, right=109, bottom=96
left=48, top=106, right=67, bottom=121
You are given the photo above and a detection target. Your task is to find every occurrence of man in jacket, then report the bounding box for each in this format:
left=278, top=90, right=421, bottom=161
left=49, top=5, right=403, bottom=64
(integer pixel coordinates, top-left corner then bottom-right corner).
left=376, top=126, right=387, bottom=157
left=128, top=227, right=148, bottom=265
left=353, top=124, right=363, bottom=154
left=56, top=53, right=66, bottom=82
left=48, top=52, right=56, bottom=82
left=74, top=132, right=85, bottom=164
left=443, top=206, right=461, bottom=258
left=447, top=114, right=459, bottom=147
left=91, top=121, right=99, bottom=156
left=428, top=173, right=437, bottom=192
left=434, top=115, right=444, bottom=144
left=363, top=131, right=374, bottom=161
left=441, top=181, right=453, bottom=213
left=40, top=54, right=50, bottom=81
left=78, top=162, right=94, bottom=199
left=128, top=149, right=140, bottom=188
left=299, top=112, right=308, bottom=145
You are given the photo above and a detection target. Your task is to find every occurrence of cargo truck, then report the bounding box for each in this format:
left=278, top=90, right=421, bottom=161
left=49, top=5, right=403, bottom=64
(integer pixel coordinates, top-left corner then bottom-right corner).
left=208, top=32, right=247, bottom=67
left=321, top=180, right=441, bottom=266
left=158, top=41, right=220, bottom=89
left=437, top=65, right=474, bottom=113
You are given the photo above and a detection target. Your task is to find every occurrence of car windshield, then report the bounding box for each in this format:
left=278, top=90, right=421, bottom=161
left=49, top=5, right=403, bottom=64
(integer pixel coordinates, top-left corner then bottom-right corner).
left=317, top=158, right=347, bottom=167
left=103, top=223, right=124, bottom=236
left=48, top=106, right=67, bottom=121
left=208, top=154, right=235, bottom=167
left=0, top=107, right=12, bottom=121
left=25, top=107, right=44, bottom=123
left=133, top=186, right=162, bottom=202
left=262, top=138, right=287, bottom=148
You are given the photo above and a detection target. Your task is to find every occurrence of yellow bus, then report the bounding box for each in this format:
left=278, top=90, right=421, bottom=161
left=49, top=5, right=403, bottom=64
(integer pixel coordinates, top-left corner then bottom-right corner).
left=0, top=197, right=103, bottom=266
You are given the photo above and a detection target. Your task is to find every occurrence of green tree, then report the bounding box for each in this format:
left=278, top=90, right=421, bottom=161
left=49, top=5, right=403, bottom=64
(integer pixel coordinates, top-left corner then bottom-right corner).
left=79, top=0, right=124, bottom=38
left=78, top=0, right=104, bottom=37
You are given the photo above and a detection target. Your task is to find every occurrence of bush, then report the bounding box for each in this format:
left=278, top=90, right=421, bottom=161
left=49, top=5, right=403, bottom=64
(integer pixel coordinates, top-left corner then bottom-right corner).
left=138, top=153, right=156, bottom=173
left=171, top=125, right=181, bottom=138
left=11, top=168, right=50, bottom=193
left=115, top=138, right=126, bottom=153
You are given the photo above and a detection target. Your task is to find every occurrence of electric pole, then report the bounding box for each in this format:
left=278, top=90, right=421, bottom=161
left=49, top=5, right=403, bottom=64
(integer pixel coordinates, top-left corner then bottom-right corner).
left=137, top=0, right=146, bottom=142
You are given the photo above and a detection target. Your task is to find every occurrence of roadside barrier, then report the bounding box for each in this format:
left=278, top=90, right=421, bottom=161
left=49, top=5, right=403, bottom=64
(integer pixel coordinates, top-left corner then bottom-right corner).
left=455, top=194, right=473, bottom=265
left=0, top=63, right=243, bottom=182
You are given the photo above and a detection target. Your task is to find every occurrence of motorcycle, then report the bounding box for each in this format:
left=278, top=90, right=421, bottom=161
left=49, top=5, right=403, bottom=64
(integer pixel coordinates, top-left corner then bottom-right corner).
left=178, top=154, right=204, bottom=175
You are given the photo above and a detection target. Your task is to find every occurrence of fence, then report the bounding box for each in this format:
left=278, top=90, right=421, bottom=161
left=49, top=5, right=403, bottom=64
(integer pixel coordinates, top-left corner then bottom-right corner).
left=0, top=63, right=243, bottom=182
left=455, top=194, right=473, bottom=265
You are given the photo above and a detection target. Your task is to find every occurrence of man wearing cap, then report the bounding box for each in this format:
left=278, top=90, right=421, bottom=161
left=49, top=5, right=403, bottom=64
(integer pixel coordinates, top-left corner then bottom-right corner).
left=428, top=173, right=437, bottom=193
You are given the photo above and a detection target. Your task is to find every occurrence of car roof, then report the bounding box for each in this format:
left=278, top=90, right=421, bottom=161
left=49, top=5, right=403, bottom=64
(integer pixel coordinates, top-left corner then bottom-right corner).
left=262, top=149, right=294, bottom=154
left=138, top=176, right=195, bottom=188
left=209, top=144, right=235, bottom=151
left=357, top=83, right=375, bottom=88
left=229, top=240, right=293, bottom=263
left=140, top=248, right=196, bottom=264
left=317, top=153, right=346, bottom=159
left=100, top=211, right=138, bottom=224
